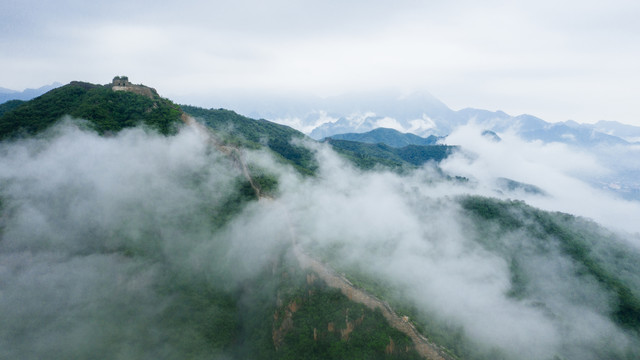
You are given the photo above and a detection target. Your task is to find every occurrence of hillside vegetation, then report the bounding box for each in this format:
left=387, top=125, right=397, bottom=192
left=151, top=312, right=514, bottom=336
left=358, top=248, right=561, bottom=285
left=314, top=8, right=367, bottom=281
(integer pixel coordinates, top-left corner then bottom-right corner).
left=181, top=105, right=318, bottom=175
left=325, top=127, right=440, bottom=148
left=326, top=138, right=456, bottom=170
left=0, top=82, right=428, bottom=359
left=0, top=81, right=182, bottom=139
left=0, top=100, right=25, bottom=117
left=460, top=196, right=640, bottom=332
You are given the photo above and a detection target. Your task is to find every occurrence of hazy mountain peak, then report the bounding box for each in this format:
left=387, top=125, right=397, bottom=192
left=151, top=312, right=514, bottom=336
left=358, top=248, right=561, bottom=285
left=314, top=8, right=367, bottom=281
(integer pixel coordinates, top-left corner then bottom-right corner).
left=0, top=82, right=63, bottom=104
left=234, top=90, right=638, bottom=148
left=0, top=86, right=18, bottom=94
left=589, top=120, right=640, bottom=142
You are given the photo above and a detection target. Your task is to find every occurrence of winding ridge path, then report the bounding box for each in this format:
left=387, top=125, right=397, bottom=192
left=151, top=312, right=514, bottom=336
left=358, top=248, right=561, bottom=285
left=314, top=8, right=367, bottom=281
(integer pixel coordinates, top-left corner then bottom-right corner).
left=292, top=244, right=451, bottom=360
left=186, top=116, right=452, bottom=360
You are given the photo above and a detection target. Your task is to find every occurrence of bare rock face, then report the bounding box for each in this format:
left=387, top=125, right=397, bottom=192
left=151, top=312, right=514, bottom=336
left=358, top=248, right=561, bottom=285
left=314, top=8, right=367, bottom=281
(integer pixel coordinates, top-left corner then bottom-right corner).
left=386, top=337, right=396, bottom=355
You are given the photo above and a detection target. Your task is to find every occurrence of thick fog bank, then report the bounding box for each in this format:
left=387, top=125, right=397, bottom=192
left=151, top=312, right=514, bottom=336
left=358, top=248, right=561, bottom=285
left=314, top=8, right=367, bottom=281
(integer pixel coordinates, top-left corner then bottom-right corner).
left=0, top=121, right=289, bottom=359
left=1, top=121, right=639, bottom=359
left=268, top=143, right=640, bottom=359
left=440, top=124, right=640, bottom=236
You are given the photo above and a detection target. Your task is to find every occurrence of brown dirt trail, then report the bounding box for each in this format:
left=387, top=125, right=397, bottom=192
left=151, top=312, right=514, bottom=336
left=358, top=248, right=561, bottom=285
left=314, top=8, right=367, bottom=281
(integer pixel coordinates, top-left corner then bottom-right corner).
left=184, top=117, right=453, bottom=360
left=292, top=244, right=451, bottom=360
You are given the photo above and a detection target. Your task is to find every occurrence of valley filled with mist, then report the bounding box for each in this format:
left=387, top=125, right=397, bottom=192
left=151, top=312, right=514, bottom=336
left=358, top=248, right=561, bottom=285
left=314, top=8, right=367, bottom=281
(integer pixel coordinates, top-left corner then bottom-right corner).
left=1, top=80, right=640, bottom=360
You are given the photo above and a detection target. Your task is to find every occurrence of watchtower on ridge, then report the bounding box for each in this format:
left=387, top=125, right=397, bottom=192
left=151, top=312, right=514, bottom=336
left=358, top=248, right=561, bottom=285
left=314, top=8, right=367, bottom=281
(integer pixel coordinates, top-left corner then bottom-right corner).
left=112, top=76, right=130, bottom=87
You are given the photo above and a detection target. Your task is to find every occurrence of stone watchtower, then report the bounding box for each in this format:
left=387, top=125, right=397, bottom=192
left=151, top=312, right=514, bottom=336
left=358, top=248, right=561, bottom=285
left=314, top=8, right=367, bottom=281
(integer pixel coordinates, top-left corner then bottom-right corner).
left=112, top=76, right=131, bottom=87
left=110, top=75, right=158, bottom=99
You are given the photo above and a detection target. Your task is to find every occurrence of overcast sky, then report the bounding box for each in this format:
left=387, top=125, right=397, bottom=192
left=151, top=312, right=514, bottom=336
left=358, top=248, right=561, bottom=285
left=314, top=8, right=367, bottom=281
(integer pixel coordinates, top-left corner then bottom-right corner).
left=2, top=0, right=640, bottom=125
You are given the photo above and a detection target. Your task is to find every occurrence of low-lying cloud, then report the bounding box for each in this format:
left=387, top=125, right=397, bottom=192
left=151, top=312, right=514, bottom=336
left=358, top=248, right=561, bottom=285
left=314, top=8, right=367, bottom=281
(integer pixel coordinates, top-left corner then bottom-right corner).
left=0, top=120, right=276, bottom=359
left=268, top=142, right=639, bottom=359
left=1, top=120, right=639, bottom=359
left=440, top=124, right=640, bottom=235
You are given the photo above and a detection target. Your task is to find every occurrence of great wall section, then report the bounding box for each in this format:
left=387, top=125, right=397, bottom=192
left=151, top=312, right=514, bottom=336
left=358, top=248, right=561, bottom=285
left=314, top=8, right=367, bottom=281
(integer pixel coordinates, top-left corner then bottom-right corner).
left=184, top=113, right=453, bottom=360
left=292, top=243, right=451, bottom=360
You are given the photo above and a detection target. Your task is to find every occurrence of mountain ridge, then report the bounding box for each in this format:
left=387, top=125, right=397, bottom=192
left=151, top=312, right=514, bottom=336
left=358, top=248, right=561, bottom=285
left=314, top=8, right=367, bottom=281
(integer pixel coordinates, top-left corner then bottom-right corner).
left=7, top=82, right=640, bottom=147
left=0, top=80, right=182, bottom=139
left=324, top=127, right=440, bottom=148
left=0, top=82, right=62, bottom=104
left=1, top=77, right=640, bottom=360
left=205, top=90, right=638, bottom=147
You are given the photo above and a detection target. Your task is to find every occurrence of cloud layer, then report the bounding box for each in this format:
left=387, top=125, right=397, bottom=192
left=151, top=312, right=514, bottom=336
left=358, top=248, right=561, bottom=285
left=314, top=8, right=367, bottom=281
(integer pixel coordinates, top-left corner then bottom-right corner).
left=271, top=141, right=640, bottom=359
left=441, top=124, right=640, bottom=235
left=1, top=121, right=639, bottom=359
left=0, top=122, right=263, bottom=359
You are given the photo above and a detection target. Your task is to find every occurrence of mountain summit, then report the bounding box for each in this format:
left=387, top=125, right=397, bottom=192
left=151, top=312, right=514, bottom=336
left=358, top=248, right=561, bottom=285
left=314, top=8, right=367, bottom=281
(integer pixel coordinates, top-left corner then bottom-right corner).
left=0, top=82, right=62, bottom=104
left=0, top=77, right=182, bottom=139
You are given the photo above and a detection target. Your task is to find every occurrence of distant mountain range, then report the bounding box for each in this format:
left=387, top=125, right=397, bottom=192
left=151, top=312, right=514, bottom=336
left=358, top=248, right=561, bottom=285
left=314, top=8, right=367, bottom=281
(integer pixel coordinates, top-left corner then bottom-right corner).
left=205, top=90, right=640, bottom=148
left=587, top=120, right=640, bottom=143
left=0, top=82, right=62, bottom=104
left=7, top=83, right=640, bottom=147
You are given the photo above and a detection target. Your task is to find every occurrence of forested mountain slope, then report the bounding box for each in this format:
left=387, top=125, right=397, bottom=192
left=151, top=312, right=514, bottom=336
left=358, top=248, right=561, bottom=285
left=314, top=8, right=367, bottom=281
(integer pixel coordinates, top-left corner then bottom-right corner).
left=0, top=81, right=182, bottom=139
left=325, top=127, right=439, bottom=148
left=1, top=79, right=639, bottom=360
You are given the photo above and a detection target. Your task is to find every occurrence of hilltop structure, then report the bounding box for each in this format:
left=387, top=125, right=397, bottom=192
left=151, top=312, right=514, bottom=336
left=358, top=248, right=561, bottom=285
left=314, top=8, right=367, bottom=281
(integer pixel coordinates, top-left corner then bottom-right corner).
left=111, top=76, right=157, bottom=99
left=112, top=76, right=130, bottom=87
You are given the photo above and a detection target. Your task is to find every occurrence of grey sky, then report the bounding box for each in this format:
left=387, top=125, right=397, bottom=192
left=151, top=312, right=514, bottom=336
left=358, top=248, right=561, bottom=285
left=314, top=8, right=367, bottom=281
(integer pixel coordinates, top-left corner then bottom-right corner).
left=2, top=0, right=640, bottom=125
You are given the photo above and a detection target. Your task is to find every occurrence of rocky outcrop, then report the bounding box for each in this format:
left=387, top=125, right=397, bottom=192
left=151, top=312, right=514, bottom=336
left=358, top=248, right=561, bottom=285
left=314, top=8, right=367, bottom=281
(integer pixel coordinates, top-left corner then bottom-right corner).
left=386, top=337, right=396, bottom=355
left=272, top=299, right=299, bottom=351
